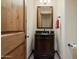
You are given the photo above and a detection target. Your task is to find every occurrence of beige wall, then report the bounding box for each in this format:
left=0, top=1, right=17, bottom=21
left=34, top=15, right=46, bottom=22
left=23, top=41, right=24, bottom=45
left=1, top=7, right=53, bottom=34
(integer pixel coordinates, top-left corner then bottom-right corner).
left=55, top=0, right=66, bottom=59
left=65, top=0, right=77, bottom=59
left=56, top=0, right=77, bottom=59
left=65, top=0, right=77, bottom=45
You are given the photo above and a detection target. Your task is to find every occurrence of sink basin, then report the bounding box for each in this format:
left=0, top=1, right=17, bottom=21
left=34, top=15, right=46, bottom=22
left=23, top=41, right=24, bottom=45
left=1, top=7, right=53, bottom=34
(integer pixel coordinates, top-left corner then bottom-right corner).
left=41, top=32, right=49, bottom=35
left=35, top=31, right=54, bottom=35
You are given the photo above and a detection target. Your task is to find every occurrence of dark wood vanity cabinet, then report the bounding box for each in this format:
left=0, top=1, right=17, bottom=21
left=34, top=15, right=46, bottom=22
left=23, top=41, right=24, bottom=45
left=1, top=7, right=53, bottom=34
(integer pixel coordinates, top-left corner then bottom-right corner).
left=34, top=31, right=55, bottom=59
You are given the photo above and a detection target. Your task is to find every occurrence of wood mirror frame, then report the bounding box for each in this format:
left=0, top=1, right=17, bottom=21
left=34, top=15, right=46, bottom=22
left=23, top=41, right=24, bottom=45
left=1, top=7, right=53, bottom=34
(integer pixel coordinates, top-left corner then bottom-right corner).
left=37, top=6, right=53, bottom=29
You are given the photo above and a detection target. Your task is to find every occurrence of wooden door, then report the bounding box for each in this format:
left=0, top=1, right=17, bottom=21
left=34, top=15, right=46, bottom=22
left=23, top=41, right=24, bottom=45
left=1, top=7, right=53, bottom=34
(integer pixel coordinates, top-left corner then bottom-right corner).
left=1, top=0, right=26, bottom=59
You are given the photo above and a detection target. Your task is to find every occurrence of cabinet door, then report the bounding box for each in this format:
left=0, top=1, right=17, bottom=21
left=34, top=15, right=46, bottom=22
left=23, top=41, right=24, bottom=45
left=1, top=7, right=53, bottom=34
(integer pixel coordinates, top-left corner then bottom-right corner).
left=1, top=0, right=24, bottom=32
left=4, top=43, right=26, bottom=59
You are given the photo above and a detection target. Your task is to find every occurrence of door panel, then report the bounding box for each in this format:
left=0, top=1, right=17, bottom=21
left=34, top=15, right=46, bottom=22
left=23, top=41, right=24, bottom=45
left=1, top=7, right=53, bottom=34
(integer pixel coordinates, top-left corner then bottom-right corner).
left=1, top=0, right=24, bottom=32
left=65, top=0, right=77, bottom=59
left=1, top=32, right=25, bottom=56
left=4, top=43, right=26, bottom=59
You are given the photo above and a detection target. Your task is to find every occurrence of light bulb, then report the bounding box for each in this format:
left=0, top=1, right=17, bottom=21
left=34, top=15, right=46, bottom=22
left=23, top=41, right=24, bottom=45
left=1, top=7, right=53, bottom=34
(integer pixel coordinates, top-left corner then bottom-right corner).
left=40, top=0, right=51, bottom=4
left=48, top=0, right=51, bottom=3
left=43, top=0, right=47, bottom=4
left=40, top=0, right=43, bottom=3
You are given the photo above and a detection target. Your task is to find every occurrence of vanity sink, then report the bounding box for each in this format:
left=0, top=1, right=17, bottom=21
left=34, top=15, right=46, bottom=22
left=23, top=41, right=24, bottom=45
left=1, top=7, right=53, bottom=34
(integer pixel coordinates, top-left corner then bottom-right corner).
left=35, top=31, right=54, bottom=35
left=41, top=32, right=48, bottom=35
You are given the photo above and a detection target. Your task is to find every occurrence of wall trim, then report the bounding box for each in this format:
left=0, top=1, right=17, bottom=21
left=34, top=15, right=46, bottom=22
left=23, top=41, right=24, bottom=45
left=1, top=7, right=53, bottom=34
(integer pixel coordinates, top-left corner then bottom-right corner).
left=28, top=50, right=34, bottom=59
left=28, top=50, right=61, bottom=59
left=55, top=50, right=61, bottom=59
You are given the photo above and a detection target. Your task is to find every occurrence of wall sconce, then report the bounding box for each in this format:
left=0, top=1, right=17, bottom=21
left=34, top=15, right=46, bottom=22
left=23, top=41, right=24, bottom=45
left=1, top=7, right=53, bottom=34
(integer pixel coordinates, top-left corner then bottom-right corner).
left=40, top=0, right=51, bottom=4
left=48, top=0, right=51, bottom=3
left=43, top=0, right=48, bottom=4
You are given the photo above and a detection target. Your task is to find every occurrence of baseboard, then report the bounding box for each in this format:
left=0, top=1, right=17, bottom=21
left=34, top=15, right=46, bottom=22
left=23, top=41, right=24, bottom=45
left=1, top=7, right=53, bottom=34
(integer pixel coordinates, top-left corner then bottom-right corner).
left=55, top=50, right=61, bottom=59
left=28, top=51, right=33, bottom=59
left=28, top=50, right=61, bottom=59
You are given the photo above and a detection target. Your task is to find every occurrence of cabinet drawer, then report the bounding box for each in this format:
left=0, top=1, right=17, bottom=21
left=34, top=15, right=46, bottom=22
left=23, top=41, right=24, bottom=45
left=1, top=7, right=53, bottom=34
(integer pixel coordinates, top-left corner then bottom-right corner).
left=1, top=32, right=25, bottom=56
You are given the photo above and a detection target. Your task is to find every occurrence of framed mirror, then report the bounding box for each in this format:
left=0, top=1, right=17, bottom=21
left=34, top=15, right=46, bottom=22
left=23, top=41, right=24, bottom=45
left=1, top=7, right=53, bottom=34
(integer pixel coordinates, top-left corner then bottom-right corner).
left=37, top=6, right=53, bottom=29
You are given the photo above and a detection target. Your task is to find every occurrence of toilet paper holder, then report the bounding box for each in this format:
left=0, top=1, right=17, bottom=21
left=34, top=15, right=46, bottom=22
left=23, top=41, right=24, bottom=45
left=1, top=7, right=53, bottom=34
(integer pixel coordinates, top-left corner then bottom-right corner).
left=68, top=43, right=76, bottom=48
left=68, top=43, right=73, bottom=47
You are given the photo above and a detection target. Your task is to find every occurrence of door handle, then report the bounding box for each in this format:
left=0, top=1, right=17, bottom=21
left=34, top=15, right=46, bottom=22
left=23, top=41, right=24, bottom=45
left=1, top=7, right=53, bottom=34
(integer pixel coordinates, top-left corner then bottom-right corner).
left=27, top=36, right=29, bottom=38
left=25, top=35, right=29, bottom=39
